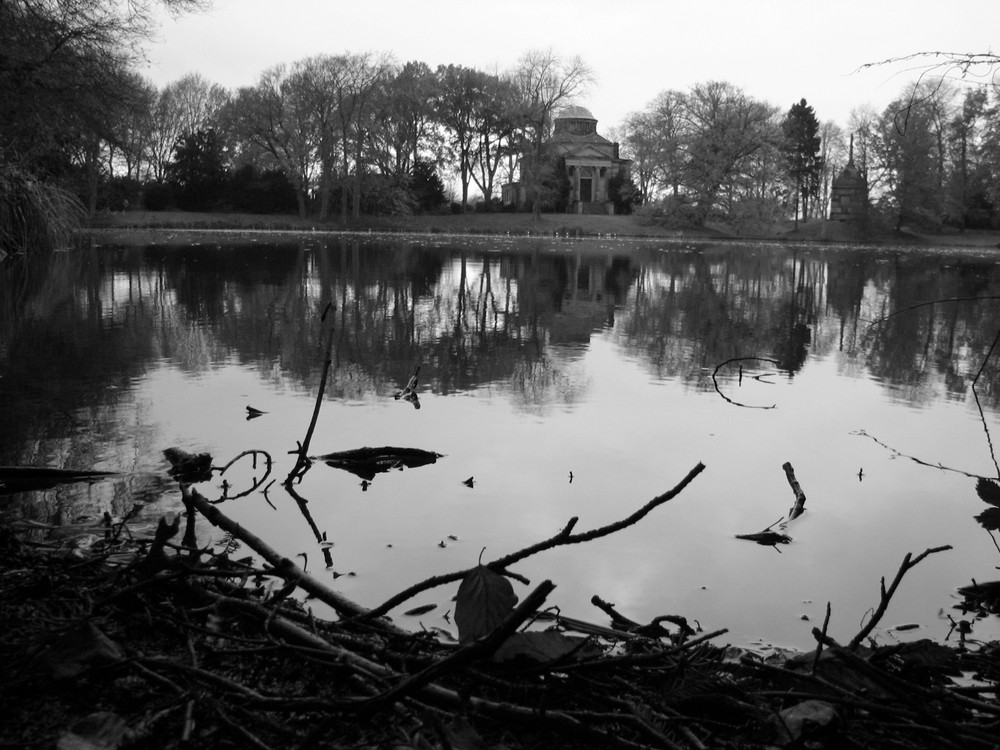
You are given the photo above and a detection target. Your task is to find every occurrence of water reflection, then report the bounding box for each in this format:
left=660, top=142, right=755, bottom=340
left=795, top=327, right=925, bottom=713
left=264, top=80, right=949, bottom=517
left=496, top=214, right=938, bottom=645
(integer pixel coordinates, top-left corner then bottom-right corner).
left=3, top=235, right=1000, bottom=649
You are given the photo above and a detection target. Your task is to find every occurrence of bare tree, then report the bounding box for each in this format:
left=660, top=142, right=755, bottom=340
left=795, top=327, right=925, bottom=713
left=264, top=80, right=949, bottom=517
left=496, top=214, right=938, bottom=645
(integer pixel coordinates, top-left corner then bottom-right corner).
left=817, top=120, right=847, bottom=219
left=858, top=52, right=1000, bottom=99
left=332, top=51, right=393, bottom=223
left=679, top=81, right=778, bottom=223
left=229, top=64, right=318, bottom=218
left=510, top=49, right=593, bottom=218
left=291, top=55, right=346, bottom=221
left=148, top=73, right=229, bottom=180
left=367, top=61, right=442, bottom=180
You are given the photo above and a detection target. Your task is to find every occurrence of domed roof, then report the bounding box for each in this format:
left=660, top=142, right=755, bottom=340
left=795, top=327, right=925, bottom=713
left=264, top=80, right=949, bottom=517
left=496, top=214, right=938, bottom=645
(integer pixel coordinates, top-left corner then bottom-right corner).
left=556, top=105, right=596, bottom=121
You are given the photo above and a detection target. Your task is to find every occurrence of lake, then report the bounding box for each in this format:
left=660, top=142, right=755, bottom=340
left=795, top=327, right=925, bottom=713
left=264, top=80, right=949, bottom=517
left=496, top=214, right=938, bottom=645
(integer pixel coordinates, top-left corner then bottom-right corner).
left=3, top=231, right=1000, bottom=653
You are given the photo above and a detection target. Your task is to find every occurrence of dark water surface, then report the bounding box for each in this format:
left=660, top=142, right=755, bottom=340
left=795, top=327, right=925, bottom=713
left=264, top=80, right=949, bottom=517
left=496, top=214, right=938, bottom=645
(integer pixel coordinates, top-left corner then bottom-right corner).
left=4, top=232, right=1000, bottom=651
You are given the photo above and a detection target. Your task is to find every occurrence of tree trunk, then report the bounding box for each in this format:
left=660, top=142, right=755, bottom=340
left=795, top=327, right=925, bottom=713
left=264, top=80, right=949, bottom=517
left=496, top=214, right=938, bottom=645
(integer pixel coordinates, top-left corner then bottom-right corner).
left=86, top=142, right=100, bottom=218
left=352, top=133, right=363, bottom=220
left=340, top=146, right=350, bottom=226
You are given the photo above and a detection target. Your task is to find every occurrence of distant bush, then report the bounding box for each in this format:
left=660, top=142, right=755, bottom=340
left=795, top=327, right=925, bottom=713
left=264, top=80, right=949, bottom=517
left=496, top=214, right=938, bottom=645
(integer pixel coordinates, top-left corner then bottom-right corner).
left=227, top=166, right=298, bottom=214
left=637, top=196, right=701, bottom=229
left=141, top=181, right=176, bottom=212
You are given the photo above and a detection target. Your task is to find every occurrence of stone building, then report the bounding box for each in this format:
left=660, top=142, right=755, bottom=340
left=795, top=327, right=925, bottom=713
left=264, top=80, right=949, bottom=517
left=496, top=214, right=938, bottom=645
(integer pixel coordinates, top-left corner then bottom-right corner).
left=502, top=106, right=632, bottom=214
left=828, top=135, right=868, bottom=221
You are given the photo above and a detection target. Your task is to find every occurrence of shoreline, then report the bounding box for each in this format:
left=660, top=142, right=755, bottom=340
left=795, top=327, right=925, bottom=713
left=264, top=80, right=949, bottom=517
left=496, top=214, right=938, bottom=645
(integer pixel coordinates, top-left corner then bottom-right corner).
left=83, top=210, right=1000, bottom=249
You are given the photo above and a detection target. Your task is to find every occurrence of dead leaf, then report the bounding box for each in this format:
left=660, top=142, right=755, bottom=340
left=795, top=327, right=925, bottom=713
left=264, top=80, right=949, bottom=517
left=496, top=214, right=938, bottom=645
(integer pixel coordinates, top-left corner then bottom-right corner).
left=404, top=603, right=437, bottom=616
left=771, top=699, right=837, bottom=744
left=455, top=565, right=517, bottom=644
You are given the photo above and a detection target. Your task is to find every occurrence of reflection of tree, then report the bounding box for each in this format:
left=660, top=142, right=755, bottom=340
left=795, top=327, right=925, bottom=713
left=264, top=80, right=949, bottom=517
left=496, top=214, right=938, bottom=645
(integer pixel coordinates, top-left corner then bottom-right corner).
left=862, top=256, right=1000, bottom=404
left=10, top=238, right=1000, bottom=481
left=616, top=247, right=827, bottom=382
left=0, top=247, right=185, bottom=526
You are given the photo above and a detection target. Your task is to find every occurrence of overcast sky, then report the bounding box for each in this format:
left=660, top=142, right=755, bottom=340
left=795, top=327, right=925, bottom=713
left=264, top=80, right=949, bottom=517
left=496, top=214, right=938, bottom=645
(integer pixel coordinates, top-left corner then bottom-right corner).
left=143, top=0, right=999, bottom=132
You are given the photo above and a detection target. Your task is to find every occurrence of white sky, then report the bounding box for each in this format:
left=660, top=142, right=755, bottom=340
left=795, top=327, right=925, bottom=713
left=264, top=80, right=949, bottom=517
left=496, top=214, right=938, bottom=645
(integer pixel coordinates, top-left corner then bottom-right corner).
left=143, top=0, right=999, bottom=132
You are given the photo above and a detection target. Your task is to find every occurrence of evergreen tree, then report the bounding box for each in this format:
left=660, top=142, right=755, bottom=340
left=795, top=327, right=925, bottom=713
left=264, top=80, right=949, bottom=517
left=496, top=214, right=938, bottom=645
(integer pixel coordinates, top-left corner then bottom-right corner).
left=781, top=99, right=823, bottom=226
left=167, top=129, right=227, bottom=211
left=410, top=159, right=447, bottom=213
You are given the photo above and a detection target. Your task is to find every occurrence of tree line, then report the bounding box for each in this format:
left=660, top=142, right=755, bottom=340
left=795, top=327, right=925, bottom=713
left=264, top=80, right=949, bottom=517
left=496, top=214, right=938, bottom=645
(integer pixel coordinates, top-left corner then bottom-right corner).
left=2, top=0, right=597, bottom=231
left=2, top=1, right=999, bottom=256
left=619, top=70, right=1000, bottom=233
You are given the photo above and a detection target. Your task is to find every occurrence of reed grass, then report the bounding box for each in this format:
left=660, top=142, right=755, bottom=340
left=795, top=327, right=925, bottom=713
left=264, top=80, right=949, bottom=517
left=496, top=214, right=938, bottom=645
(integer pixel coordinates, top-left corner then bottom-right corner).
left=0, top=167, right=86, bottom=255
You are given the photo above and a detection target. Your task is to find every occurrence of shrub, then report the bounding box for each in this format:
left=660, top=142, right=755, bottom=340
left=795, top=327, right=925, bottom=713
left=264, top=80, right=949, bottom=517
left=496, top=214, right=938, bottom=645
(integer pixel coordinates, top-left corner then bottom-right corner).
left=141, top=181, right=176, bottom=212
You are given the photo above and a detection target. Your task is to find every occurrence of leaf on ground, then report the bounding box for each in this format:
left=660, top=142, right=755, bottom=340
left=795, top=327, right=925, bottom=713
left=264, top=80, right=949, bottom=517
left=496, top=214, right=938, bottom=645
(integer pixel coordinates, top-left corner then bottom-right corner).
left=975, top=477, right=1000, bottom=507
left=455, top=565, right=518, bottom=644
left=493, top=631, right=596, bottom=664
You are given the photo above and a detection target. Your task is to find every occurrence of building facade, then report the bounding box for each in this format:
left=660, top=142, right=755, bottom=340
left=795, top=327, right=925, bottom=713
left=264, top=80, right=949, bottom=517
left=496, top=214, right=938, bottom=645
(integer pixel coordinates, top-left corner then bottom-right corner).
left=502, top=106, right=632, bottom=214
left=828, top=135, right=869, bottom=222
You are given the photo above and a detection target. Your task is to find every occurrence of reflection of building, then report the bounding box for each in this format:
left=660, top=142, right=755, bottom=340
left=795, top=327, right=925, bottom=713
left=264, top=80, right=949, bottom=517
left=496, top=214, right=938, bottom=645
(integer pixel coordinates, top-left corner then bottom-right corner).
left=828, top=134, right=868, bottom=221
left=502, top=106, right=632, bottom=215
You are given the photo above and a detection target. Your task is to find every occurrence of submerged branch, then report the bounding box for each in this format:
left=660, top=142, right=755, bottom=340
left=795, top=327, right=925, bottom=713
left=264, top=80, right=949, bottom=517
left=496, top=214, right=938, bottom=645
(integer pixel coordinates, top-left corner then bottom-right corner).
left=711, top=357, right=779, bottom=409
left=853, top=430, right=988, bottom=480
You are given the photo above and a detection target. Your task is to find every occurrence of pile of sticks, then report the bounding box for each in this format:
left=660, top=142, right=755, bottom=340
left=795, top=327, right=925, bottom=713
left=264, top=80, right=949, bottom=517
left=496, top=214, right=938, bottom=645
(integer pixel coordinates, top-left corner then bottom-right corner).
left=2, top=462, right=998, bottom=750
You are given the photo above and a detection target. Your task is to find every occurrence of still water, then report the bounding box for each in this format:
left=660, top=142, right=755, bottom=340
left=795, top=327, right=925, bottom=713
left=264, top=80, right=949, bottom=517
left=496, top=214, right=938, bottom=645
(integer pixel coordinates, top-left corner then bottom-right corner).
left=3, top=232, right=1000, bottom=651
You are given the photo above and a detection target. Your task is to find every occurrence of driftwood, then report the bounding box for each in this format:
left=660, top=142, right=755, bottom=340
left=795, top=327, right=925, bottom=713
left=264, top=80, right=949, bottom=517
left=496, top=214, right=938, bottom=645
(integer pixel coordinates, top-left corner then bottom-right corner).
left=736, top=462, right=807, bottom=546
left=182, top=485, right=397, bottom=630
left=315, top=446, right=443, bottom=481
left=783, top=461, right=807, bottom=520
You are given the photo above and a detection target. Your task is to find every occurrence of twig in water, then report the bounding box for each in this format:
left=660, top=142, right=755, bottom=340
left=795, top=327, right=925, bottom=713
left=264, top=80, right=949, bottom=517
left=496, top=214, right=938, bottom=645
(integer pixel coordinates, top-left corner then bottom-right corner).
left=848, top=545, right=952, bottom=651
left=853, top=430, right=987, bottom=480
left=286, top=303, right=335, bottom=484
left=711, top=357, right=780, bottom=409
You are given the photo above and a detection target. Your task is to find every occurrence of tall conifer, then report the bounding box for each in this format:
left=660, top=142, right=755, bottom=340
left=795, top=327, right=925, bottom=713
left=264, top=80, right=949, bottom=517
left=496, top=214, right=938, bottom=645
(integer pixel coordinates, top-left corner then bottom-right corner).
left=781, top=99, right=823, bottom=226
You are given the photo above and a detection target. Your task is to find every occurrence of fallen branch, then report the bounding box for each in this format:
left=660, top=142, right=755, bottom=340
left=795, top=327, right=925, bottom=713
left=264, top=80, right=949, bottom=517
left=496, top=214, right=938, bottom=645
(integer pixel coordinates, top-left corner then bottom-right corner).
left=360, top=462, right=706, bottom=621
left=182, top=486, right=403, bottom=632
